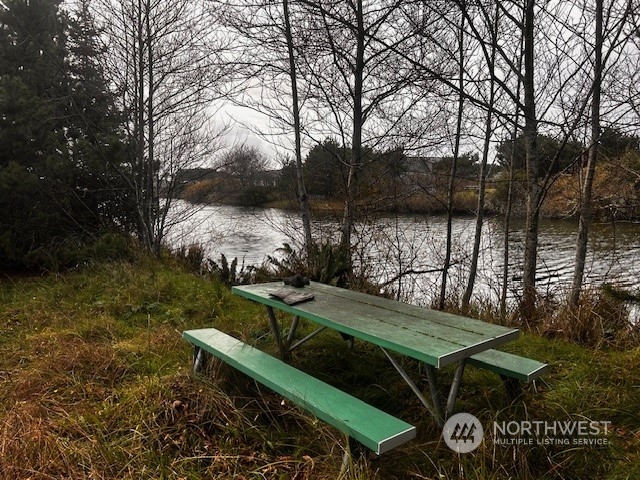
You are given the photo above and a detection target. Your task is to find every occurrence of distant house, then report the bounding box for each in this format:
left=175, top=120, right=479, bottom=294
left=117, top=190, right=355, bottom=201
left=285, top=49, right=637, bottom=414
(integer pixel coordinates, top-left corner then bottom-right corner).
left=401, top=156, right=444, bottom=194
left=404, top=156, right=441, bottom=175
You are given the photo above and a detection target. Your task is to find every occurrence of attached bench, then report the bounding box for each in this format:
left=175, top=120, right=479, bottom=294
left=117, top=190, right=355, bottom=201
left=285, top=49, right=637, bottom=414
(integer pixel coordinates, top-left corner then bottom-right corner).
left=183, top=328, right=416, bottom=455
left=468, top=349, right=548, bottom=397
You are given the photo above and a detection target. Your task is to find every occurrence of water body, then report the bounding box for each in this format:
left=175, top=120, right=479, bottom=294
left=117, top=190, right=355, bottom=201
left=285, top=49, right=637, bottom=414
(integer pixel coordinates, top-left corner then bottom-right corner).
left=168, top=201, right=640, bottom=308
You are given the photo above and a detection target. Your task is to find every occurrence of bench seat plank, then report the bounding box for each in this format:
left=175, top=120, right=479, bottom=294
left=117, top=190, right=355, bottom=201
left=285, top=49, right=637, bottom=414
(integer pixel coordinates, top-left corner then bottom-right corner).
left=468, top=349, right=548, bottom=382
left=183, top=328, right=416, bottom=455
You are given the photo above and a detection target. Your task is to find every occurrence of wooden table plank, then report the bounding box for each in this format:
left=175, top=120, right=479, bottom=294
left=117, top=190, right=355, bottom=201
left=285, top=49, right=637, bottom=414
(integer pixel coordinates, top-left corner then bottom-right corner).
left=232, top=282, right=519, bottom=368
left=310, top=282, right=513, bottom=337
left=309, top=285, right=516, bottom=345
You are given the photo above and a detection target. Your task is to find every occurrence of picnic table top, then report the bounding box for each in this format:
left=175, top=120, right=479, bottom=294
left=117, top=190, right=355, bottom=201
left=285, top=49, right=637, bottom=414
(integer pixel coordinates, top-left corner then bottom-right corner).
left=232, top=281, right=519, bottom=368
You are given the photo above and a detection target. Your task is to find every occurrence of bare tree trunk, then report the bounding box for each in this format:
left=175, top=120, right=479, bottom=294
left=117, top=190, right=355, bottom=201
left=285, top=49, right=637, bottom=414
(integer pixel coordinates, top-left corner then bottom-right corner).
left=569, top=0, right=603, bottom=308
left=521, top=0, right=539, bottom=321
left=461, top=106, right=492, bottom=309
left=500, top=131, right=516, bottom=317
left=283, top=0, right=314, bottom=265
left=501, top=111, right=521, bottom=318
left=136, top=0, right=151, bottom=251
left=145, top=0, right=160, bottom=256
left=462, top=3, right=498, bottom=310
left=501, top=6, right=525, bottom=319
left=438, top=8, right=465, bottom=310
left=339, top=0, right=364, bottom=258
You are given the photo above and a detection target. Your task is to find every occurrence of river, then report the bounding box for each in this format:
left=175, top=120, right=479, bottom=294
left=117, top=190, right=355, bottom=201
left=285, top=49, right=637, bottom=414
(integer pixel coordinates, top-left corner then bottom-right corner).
left=167, top=200, right=640, bottom=310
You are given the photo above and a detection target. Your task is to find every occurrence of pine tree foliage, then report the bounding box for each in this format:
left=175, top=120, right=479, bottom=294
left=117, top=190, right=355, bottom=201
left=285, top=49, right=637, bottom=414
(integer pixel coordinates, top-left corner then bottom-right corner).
left=0, top=0, right=130, bottom=269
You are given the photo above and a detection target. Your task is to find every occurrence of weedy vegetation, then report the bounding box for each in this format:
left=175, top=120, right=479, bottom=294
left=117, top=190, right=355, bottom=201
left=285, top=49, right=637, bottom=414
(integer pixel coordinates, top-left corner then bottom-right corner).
left=1, top=253, right=639, bottom=479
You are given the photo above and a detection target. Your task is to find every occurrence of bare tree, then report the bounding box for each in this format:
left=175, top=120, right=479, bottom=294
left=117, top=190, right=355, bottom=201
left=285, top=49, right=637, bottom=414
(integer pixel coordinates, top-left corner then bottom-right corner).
left=221, top=144, right=268, bottom=187
left=283, top=0, right=314, bottom=264
left=297, top=0, right=431, bottom=254
left=570, top=0, right=633, bottom=307
left=217, top=0, right=315, bottom=262
left=499, top=92, right=524, bottom=316
left=474, top=0, right=604, bottom=318
left=390, top=0, right=603, bottom=315
left=462, top=0, right=499, bottom=310
left=569, top=0, right=604, bottom=308
left=94, top=0, right=229, bottom=254
left=439, top=3, right=466, bottom=310
left=519, top=0, right=540, bottom=318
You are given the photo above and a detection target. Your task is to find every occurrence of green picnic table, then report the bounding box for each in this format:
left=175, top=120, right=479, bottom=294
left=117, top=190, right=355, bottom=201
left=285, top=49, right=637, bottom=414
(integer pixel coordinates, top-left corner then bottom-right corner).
left=184, top=281, right=546, bottom=456
left=232, top=282, right=526, bottom=424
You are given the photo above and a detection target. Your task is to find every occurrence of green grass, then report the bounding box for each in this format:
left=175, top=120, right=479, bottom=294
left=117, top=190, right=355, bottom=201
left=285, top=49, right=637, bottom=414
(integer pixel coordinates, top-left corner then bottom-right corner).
left=1, top=258, right=639, bottom=479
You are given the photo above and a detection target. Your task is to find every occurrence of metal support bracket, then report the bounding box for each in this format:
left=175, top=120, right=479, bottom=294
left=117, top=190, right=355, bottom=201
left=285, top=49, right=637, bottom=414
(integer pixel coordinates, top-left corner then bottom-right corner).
left=382, top=348, right=469, bottom=426
left=288, top=326, right=327, bottom=351
left=286, top=315, right=300, bottom=347
left=265, top=307, right=328, bottom=355
left=381, top=348, right=445, bottom=427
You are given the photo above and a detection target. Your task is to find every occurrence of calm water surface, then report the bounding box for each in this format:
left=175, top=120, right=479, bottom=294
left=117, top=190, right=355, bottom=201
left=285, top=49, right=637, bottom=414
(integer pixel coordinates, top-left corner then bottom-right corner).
left=168, top=201, right=640, bottom=309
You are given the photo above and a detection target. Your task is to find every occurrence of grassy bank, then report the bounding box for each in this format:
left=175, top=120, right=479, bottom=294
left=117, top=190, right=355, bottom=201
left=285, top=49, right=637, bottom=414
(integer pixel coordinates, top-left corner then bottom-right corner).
left=1, top=258, right=639, bottom=479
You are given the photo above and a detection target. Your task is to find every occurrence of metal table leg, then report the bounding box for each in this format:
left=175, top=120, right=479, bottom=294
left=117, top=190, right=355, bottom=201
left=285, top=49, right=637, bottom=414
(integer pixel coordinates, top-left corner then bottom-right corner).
left=193, top=346, right=208, bottom=374
left=265, top=308, right=326, bottom=355
left=285, top=315, right=300, bottom=348
left=382, top=348, right=470, bottom=426
left=424, top=364, right=443, bottom=416
left=266, top=306, right=284, bottom=356
left=445, top=358, right=467, bottom=417
left=381, top=348, right=445, bottom=427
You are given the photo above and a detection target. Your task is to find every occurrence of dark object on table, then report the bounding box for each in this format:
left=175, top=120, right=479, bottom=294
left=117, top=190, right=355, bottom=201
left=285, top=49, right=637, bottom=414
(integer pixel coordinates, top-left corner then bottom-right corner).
left=283, top=274, right=310, bottom=288
left=269, top=288, right=315, bottom=305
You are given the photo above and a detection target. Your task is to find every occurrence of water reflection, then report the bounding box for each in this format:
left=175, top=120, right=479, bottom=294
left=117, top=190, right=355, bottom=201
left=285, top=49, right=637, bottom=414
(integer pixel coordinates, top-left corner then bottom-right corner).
left=167, top=200, right=640, bottom=308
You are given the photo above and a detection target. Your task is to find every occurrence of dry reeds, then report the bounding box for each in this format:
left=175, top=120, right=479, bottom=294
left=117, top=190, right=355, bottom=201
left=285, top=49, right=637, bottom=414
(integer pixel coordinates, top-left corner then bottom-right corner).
left=536, top=287, right=639, bottom=348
